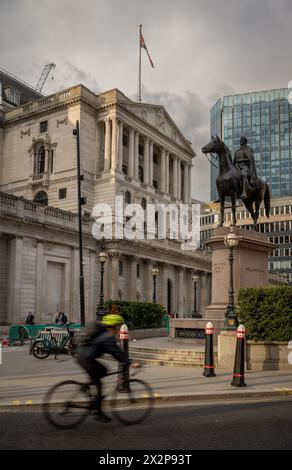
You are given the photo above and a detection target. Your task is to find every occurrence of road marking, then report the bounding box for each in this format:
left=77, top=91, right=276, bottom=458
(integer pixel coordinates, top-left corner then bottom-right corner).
left=273, top=388, right=292, bottom=393
left=12, top=400, right=21, bottom=405
left=25, top=400, right=33, bottom=405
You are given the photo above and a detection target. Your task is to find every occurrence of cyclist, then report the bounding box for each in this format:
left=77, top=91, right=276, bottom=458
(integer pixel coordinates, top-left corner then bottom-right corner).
left=76, top=313, right=140, bottom=423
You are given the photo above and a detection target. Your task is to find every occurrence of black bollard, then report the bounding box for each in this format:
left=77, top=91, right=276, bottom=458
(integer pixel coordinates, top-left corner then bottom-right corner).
left=203, top=322, right=216, bottom=377
left=117, top=324, right=130, bottom=393
left=231, top=324, right=247, bottom=387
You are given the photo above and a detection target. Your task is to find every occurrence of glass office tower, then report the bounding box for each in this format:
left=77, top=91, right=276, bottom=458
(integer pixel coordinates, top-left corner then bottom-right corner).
left=210, top=88, right=292, bottom=201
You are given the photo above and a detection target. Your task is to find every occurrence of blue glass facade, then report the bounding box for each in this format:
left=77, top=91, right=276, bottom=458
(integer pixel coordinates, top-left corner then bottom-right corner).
left=210, top=88, right=292, bottom=201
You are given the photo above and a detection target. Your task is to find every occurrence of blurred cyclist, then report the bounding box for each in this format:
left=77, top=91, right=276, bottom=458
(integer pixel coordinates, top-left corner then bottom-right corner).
left=76, top=313, right=139, bottom=423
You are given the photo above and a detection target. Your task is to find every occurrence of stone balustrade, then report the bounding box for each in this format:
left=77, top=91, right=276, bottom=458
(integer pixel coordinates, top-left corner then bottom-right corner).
left=0, top=191, right=93, bottom=234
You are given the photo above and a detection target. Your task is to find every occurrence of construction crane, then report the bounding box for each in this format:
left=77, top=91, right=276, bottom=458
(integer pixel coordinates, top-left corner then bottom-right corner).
left=35, top=63, right=56, bottom=92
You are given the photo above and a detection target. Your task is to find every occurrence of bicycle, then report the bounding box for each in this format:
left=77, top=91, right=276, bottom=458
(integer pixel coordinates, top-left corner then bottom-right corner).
left=42, top=367, right=155, bottom=428
left=31, top=323, right=78, bottom=360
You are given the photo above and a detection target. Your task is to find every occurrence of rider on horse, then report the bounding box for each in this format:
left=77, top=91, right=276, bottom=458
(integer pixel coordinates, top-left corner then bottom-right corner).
left=234, top=136, right=260, bottom=199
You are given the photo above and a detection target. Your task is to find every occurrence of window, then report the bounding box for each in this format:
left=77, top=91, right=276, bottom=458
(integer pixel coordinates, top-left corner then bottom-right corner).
left=153, top=179, right=158, bottom=189
left=136, top=264, right=140, bottom=278
left=33, top=191, right=48, bottom=206
left=5, top=87, right=20, bottom=105
left=138, top=165, right=144, bottom=182
left=40, top=121, right=48, bottom=134
left=59, top=188, right=67, bottom=200
left=123, top=134, right=129, bottom=147
left=36, top=146, right=45, bottom=174
left=122, top=164, right=128, bottom=175
left=141, top=198, right=146, bottom=210
left=125, top=191, right=131, bottom=204
left=118, top=261, right=123, bottom=276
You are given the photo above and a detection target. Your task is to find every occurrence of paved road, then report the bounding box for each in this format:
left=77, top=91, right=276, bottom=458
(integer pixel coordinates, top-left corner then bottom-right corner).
left=0, top=399, right=292, bottom=450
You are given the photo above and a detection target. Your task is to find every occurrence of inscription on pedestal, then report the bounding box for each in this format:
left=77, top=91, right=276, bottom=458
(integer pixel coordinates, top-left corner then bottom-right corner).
left=214, top=262, right=226, bottom=273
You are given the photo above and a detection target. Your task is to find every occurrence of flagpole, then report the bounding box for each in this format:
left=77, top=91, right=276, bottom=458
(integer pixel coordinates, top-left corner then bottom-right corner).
left=138, top=24, right=142, bottom=102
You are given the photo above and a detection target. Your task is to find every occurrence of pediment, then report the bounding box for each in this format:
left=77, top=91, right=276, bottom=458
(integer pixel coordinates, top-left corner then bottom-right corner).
left=121, top=103, right=193, bottom=154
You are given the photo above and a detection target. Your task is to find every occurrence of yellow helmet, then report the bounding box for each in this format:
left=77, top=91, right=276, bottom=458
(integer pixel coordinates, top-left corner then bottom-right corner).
left=100, top=314, right=124, bottom=327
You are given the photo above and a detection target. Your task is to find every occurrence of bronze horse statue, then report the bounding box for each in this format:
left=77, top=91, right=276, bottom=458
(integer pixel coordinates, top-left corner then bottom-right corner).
left=202, top=136, right=270, bottom=228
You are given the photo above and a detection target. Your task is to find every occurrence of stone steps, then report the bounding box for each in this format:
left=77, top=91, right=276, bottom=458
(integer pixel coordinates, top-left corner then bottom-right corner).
left=126, top=346, right=218, bottom=368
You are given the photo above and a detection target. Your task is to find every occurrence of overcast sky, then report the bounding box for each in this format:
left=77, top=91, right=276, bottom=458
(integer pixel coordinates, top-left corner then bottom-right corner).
left=1, top=0, right=292, bottom=201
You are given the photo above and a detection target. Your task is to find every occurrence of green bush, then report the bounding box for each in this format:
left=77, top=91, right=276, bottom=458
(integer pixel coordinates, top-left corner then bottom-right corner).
left=237, top=286, right=292, bottom=341
left=101, top=300, right=166, bottom=330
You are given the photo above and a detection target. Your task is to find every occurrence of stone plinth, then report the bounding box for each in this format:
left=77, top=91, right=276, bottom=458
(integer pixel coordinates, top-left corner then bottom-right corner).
left=204, top=226, right=276, bottom=320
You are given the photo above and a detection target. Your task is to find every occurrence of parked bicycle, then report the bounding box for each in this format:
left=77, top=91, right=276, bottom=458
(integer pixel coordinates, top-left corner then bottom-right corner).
left=31, top=323, right=78, bottom=360
left=42, top=367, right=155, bottom=428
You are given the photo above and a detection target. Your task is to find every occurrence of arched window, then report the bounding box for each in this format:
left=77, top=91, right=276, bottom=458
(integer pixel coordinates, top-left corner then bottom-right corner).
left=33, top=191, right=48, bottom=206
left=125, top=191, right=131, bottom=204
left=36, top=146, right=45, bottom=174
left=138, top=165, right=144, bottom=182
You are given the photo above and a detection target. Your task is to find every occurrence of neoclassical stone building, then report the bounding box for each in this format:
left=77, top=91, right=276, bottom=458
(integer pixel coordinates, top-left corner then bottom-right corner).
left=0, top=75, right=211, bottom=325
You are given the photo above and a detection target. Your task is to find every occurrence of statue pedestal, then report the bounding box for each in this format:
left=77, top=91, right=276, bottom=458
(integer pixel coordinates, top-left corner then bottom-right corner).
left=204, top=226, right=276, bottom=322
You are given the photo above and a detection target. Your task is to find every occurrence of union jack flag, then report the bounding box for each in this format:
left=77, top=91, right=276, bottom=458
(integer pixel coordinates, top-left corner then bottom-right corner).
left=140, top=32, right=155, bottom=68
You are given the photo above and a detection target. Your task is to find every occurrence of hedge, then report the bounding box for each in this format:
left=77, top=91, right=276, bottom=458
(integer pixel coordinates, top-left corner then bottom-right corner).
left=101, top=300, right=166, bottom=330
left=237, top=286, right=292, bottom=341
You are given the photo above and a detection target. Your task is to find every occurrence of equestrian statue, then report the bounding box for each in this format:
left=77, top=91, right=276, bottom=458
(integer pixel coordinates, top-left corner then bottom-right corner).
left=201, top=135, right=270, bottom=228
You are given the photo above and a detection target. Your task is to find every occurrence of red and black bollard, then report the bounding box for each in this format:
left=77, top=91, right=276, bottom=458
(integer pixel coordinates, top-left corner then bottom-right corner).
left=203, top=322, right=216, bottom=377
left=117, top=324, right=130, bottom=393
left=231, top=324, right=247, bottom=387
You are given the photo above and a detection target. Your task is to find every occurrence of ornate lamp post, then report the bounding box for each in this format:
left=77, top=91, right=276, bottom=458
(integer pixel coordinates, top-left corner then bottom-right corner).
left=224, top=227, right=239, bottom=330
left=151, top=265, right=159, bottom=303
left=191, top=274, right=202, bottom=318
left=96, top=251, right=108, bottom=319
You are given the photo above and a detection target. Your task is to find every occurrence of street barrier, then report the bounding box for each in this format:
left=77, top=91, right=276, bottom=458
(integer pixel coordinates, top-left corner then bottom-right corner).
left=117, top=324, right=130, bottom=393
left=231, top=324, right=247, bottom=387
left=1, top=331, right=9, bottom=348
left=8, top=323, right=81, bottom=345
left=203, top=322, right=216, bottom=377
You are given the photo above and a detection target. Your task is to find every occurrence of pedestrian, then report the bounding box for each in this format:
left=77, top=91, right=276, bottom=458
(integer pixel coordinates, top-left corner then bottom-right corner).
left=55, top=312, right=68, bottom=324
left=25, top=312, right=35, bottom=325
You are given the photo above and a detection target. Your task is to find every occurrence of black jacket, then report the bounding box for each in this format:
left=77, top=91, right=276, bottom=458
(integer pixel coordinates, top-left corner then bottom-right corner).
left=77, top=329, right=130, bottom=365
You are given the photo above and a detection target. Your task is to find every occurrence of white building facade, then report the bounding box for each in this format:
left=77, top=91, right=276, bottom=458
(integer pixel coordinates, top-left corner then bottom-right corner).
left=0, top=80, right=211, bottom=325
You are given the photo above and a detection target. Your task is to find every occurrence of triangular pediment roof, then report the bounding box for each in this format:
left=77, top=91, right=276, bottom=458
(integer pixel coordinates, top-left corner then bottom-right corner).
left=120, top=101, right=195, bottom=155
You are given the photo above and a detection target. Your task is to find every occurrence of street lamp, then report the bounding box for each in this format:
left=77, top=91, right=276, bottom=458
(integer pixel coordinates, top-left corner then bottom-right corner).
left=151, top=265, right=159, bottom=303
left=223, top=226, right=239, bottom=330
left=191, top=274, right=202, bottom=318
left=96, top=251, right=108, bottom=319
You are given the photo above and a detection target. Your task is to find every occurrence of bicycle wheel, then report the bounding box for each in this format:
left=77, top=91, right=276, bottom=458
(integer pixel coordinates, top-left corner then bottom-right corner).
left=110, top=379, right=155, bottom=425
left=43, top=380, right=91, bottom=429
left=32, top=339, right=50, bottom=359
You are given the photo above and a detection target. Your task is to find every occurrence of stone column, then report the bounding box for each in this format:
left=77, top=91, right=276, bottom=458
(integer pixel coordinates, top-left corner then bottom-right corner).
left=165, top=151, right=169, bottom=194
left=88, top=251, right=97, bottom=321
left=35, top=241, right=44, bottom=320
left=144, top=137, right=149, bottom=185
left=188, top=165, right=192, bottom=204
left=183, top=163, right=189, bottom=203
left=128, top=128, right=135, bottom=177
left=159, top=263, right=167, bottom=309
left=199, top=271, right=209, bottom=316
left=111, top=255, right=119, bottom=300
left=172, top=156, right=178, bottom=199
left=111, top=117, right=118, bottom=170
left=160, top=149, right=166, bottom=193
left=130, top=256, right=137, bottom=301
left=118, top=120, right=123, bottom=171
left=144, top=259, right=153, bottom=302
left=104, top=118, right=111, bottom=171
left=149, top=141, right=153, bottom=186
left=177, top=159, right=181, bottom=200
left=134, top=131, right=139, bottom=179
left=7, top=237, right=23, bottom=324
left=44, top=146, right=49, bottom=174
left=177, top=267, right=184, bottom=317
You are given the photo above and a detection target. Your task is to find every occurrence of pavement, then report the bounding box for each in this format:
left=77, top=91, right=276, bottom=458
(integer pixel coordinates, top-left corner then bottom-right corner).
left=0, top=337, right=292, bottom=410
